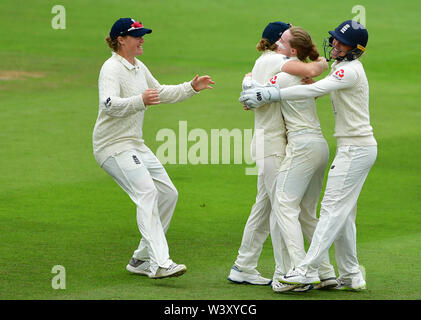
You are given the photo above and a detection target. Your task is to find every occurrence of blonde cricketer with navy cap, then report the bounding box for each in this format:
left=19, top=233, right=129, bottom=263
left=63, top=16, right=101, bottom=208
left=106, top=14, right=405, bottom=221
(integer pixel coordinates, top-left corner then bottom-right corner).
left=93, top=17, right=214, bottom=279
left=240, top=20, right=376, bottom=291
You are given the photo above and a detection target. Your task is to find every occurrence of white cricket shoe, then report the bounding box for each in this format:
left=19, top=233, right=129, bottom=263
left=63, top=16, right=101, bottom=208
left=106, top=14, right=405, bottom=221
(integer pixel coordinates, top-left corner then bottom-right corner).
left=272, top=278, right=299, bottom=293
left=335, top=278, right=366, bottom=291
left=126, top=258, right=152, bottom=277
left=149, top=262, right=187, bottom=279
left=313, top=277, right=338, bottom=290
left=227, top=265, right=271, bottom=285
left=292, top=284, right=314, bottom=292
left=279, top=269, right=320, bottom=286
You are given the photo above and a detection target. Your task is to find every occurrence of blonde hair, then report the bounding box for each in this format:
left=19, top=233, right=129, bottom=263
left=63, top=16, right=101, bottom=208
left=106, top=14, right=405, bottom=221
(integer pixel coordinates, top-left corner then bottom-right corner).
left=256, top=38, right=278, bottom=52
left=105, top=35, right=124, bottom=52
left=289, top=27, right=319, bottom=61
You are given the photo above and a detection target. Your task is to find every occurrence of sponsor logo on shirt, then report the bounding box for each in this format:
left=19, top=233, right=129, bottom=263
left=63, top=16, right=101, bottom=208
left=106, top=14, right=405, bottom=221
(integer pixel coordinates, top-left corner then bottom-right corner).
left=269, top=76, right=278, bottom=85
left=332, top=69, right=345, bottom=80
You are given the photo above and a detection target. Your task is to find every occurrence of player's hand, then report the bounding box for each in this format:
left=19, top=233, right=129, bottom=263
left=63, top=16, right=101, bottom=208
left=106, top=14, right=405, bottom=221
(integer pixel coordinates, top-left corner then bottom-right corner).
left=316, top=57, right=329, bottom=71
left=191, top=75, right=215, bottom=92
left=241, top=73, right=254, bottom=109
left=142, top=88, right=160, bottom=106
left=301, top=77, right=315, bottom=85
left=239, top=86, right=281, bottom=109
left=242, top=77, right=261, bottom=91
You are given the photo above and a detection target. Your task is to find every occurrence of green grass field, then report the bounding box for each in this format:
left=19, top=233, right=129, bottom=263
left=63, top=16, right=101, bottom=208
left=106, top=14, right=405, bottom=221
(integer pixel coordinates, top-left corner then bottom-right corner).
left=1, top=0, right=420, bottom=301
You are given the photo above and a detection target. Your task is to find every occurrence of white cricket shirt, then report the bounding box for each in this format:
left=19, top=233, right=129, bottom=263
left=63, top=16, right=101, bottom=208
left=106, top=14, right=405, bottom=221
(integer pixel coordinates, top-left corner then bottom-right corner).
left=269, top=57, right=322, bottom=137
left=93, top=52, right=198, bottom=166
left=278, top=59, right=376, bottom=146
left=250, top=51, right=289, bottom=160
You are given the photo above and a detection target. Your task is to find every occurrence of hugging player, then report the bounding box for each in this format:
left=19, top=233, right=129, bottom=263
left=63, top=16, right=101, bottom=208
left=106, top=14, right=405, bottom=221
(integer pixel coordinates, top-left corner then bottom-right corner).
left=240, top=20, right=376, bottom=291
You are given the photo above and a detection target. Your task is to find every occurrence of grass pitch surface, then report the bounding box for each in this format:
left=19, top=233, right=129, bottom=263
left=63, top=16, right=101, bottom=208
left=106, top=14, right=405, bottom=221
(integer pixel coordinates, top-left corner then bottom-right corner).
left=0, top=0, right=420, bottom=301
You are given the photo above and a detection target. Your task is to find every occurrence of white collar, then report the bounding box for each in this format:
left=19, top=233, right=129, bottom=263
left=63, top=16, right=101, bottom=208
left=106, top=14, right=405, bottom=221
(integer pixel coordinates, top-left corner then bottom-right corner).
left=112, top=52, right=140, bottom=71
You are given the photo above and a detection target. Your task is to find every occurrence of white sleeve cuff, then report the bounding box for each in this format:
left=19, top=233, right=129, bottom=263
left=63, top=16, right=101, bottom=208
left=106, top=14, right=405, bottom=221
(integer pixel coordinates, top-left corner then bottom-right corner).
left=189, top=81, right=200, bottom=94
left=133, top=94, right=146, bottom=111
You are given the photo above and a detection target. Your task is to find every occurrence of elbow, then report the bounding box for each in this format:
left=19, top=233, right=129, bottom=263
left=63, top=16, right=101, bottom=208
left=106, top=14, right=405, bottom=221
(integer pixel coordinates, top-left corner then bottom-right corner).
left=308, top=69, right=321, bottom=78
left=307, top=63, right=326, bottom=78
left=102, top=108, right=123, bottom=118
left=309, top=71, right=318, bottom=78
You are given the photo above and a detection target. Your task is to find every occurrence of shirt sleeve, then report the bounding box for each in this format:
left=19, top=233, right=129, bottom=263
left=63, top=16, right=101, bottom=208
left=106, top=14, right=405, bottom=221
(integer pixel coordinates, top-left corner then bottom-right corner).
left=98, top=66, right=145, bottom=118
left=278, top=65, right=358, bottom=100
left=143, top=65, right=199, bottom=104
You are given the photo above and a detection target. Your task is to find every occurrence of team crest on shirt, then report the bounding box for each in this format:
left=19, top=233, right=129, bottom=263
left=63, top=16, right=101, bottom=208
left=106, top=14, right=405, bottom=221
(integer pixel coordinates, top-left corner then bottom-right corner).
left=333, top=69, right=345, bottom=80
left=105, top=97, right=112, bottom=107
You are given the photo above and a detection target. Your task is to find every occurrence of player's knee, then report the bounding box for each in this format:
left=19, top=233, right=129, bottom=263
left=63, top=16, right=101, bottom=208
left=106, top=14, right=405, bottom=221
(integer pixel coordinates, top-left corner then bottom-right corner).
left=137, top=184, right=159, bottom=204
left=298, top=213, right=318, bottom=226
left=277, top=191, right=301, bottom=214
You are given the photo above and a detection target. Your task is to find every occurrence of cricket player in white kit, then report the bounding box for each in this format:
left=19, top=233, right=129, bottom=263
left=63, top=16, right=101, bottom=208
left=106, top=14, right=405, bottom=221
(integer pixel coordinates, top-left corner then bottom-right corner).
left=240, top=20, right=376, bottom=291
left=228, top=22, right=329, bottom=287
left=262, top=27, right=337, bottom=292
left=93, top=18, right=214, bottom=279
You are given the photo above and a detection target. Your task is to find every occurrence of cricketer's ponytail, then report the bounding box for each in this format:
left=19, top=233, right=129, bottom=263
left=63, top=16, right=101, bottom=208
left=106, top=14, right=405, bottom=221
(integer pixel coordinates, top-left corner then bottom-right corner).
left=308, top=43, right=320, bottom=61
left=289, top=27, right=320, bottom=62
left=256, top=38, right=278, bottom=52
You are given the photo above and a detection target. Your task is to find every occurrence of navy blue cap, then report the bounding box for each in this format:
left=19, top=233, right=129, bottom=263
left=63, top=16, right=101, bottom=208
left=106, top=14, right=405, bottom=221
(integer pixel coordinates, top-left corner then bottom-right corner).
left=262, top=21, right=291, bottom=44
left=328, top=20, right=368, bottom=49
left=110, top=18, right=152, bottom=40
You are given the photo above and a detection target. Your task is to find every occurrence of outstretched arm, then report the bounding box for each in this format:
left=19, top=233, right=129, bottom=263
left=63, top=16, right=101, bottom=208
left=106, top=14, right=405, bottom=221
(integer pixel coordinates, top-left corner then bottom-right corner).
left=239, top=66, right=358, bottom=108
left=278, top=67, right=358, bottom=100
left=282, top=57, right=329, bottom=78
left=144, top=64, right=214, bottom=104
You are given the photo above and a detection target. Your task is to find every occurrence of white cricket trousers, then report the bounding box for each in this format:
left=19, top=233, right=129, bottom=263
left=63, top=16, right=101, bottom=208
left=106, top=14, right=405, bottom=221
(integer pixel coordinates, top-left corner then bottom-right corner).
left=297, top=145, right=377, bottom=282
left=101, top=148, right=178, bottom=275
left=273, top=133, right=336, bottom=279
left=234, top=154, right=291, bottom=276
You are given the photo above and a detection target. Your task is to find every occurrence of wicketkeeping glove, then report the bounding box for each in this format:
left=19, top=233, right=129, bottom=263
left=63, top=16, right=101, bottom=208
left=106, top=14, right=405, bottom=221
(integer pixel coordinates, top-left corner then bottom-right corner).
left=242, top=75, right=261, bottom=91
left=239, top=85, right=281, bottom=109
